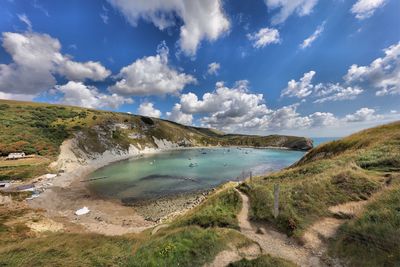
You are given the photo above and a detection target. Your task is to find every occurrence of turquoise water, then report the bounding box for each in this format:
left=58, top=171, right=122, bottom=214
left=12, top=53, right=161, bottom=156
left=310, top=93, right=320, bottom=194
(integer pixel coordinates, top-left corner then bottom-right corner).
left=87, top=147, right=305, bottom=203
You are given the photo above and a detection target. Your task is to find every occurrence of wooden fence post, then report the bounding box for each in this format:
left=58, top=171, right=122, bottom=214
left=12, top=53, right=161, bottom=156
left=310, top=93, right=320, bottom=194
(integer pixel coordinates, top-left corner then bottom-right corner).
left=273, top=184, right=280, bottom=218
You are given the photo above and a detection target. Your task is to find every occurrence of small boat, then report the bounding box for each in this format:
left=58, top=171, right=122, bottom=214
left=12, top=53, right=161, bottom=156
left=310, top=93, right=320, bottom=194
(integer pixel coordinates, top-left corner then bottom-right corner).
left=189, top=163, right=198, bottom=168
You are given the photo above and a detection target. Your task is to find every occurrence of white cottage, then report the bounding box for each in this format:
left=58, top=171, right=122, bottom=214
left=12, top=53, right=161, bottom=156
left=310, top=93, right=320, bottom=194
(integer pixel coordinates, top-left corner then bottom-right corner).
left=6, top=152, right=26, bottom=160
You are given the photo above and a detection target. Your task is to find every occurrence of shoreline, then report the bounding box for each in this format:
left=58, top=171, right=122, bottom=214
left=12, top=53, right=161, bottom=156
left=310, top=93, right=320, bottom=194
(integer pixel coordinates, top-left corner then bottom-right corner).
left=27, top=139, right=217, bottom=235
left=26, top=138, right=306, bottom=236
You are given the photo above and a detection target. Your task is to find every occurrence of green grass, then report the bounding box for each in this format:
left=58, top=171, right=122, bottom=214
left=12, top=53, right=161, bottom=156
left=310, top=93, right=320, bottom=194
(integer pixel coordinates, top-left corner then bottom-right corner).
left=240, top=122, right=400, bottom=237
left=241, top=164, right=382, bottom=237
left=329, top=178, right=400, bottom=267
left=0, top=233, right=136, bottom=267
left=228, top=254, right=297, bottom=267
left=0, top=224, right=249, bottom=267
left=174, top=188, right=242, bottom=229
left=0, top=187, right=250, bottom=267
left=128, top=226, right=224, bottom=267
left=239, top=121, right=400, bottom=263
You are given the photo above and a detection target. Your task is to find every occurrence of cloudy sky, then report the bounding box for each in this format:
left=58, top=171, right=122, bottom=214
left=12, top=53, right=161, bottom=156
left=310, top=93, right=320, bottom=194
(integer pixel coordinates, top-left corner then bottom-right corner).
left=0, top=0, right=399, bottom=137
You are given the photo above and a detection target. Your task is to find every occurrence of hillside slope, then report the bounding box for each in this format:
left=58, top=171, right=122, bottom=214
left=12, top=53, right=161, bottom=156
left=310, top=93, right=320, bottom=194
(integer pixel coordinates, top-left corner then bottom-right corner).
left=0, top=113, right=398, bottom=266
left=0, top=99, right=312, bottom=181
left=240, top=121, right=400, bottom=266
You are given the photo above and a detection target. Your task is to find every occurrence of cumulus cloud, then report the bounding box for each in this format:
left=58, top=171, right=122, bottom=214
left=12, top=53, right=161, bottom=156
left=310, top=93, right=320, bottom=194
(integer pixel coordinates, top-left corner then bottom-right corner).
left=107, top=0, right=230, bottom=56
left=344, top=42, right=400, bottom=96
left=166, top=103, right=193, bottom=125
left=0, top=31, right=111, bottom=98
left=56, top=81, right=132, bottom=109
left=58, top=60, right=111, bottom=82
left=137, top=102, right=162, bottom=118
left=344, top=107, right=383, bottom=122
left=167, top=80, right=391, bottom=133
left=207, top=62, right=220, bottom=75
left=351, top=0, right=386, bottom=20
left=300, top=21, right=325, bottom=49
left=178, top=81, right=270, bottom=131
left=281, top=71, right=316, bottom=98
left=247, top=28, right=280, bottom=48
left=175, top=81, right=341, bottom=132
left=264, top=0, right=318, bottom=24
left=109, top=42, right=196, bottom=96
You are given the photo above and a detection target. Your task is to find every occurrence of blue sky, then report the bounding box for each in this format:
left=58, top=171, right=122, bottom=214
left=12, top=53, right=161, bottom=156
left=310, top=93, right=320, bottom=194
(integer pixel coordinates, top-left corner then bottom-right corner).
left=0, top=0, right=399, bottom=137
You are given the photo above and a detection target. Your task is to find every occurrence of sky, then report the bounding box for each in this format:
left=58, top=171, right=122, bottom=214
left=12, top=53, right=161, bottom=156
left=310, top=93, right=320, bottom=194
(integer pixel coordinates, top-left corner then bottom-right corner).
left=0, top=0, right=399, bottom=137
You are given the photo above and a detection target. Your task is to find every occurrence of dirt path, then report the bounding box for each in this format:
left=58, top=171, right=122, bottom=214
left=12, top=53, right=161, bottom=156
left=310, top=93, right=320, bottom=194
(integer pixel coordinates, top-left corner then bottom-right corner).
left=302, top=200, right=368, bottom=253
left=234, top=189, right=322, bottom=267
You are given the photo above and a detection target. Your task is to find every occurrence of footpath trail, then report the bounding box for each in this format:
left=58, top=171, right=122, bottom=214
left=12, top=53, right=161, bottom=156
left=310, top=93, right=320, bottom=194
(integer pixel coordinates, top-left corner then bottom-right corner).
left=234, top=189, right=322, bottom=267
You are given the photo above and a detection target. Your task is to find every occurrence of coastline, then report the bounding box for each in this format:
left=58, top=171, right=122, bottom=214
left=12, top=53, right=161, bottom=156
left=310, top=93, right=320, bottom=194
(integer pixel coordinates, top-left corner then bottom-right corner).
left=26, top=138, right=306, bottom=236
left=28, top=138, right=213, bottom=235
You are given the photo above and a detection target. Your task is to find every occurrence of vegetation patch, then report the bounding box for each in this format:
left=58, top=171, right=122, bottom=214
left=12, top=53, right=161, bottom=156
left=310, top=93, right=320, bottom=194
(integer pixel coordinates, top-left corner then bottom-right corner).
left=175, top=188, right=242, bottom=229
left=127, top=226, right=225, bottom=267
left=243, top=165, right=382, bottom=237
left=0, top=233, right=135, bottom=267
left=329, top=179, right=400, bottom=267
left=228, top=254, right=297, bottom=267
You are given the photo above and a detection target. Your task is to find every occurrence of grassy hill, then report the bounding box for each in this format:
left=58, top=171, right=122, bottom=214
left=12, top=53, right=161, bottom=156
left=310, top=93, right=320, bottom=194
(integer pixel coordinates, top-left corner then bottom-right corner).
left=0, top=99, right=312, bottom=181
left=1, top=99, right=398, bottom=266
left=239, top=121, right=400, bottom=266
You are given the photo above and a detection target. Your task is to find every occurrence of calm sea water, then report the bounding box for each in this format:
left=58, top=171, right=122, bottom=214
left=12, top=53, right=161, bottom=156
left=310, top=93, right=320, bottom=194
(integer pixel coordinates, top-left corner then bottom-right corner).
left=87, top=147, right=305, bottom=202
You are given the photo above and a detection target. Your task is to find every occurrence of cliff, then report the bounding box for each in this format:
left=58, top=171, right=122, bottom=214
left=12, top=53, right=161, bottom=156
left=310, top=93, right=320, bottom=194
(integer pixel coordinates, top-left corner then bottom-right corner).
left=0, top=99, right=312, bottom=180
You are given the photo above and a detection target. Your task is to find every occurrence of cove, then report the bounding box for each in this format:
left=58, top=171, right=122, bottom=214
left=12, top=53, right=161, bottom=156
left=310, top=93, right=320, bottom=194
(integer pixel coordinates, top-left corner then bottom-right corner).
left=87, top=147, right=304, bottom=203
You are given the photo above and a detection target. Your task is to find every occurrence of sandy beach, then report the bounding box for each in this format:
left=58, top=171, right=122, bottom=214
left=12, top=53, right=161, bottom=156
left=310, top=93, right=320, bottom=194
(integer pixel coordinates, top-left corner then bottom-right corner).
left=27, top=138, right=212, bottom=235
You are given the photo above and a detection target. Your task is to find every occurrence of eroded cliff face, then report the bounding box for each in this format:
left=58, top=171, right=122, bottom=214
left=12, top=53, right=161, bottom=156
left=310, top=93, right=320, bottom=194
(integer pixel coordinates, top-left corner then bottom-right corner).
left=61, top=118, right=313, bottom=166
left=49, top=120, right=313, bottom=183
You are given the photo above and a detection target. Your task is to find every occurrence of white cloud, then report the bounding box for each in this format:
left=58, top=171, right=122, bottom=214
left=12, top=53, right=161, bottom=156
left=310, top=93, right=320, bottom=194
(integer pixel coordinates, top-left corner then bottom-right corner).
left=100, top=5, right=109, bottom=24
left=308, top=111, right=338, bottom=127
left=207, top=62, right=220, bottom=75
left=280, top=71, right=364, bottom=102
left=0, top=32, right=111, bottom=97
left=264, top=0, right=318, bottom=24
left=344, top=107, right=383, bottom=122
left=17, top=14, right=32, bottom=31
left=344, top=42, right=400, bottom=96
left=313, top=83, right=363, bottom=103
left=166, top=103, right=193, bottom=125
left=179, top=81, right=270, bottom=131
left=58, top=60, right=111, bottom=81
left=107, top=0, right=230, bottom=56
left=351, top=0, right=386, bottom=20
left=247, top=28, right=280, bottom=48
left=0, top=92, right=36, bottom=101
left=109, top=42, right=196, bottom=96
left=300, top=21, right=325, bottom=49
left=137, top=102, right=162, bottom=118
left=167, top=80, right=393, bottom=134
left=56, top=81, right=132, bottom=109
left=281, top=71, right=316, bottom=98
